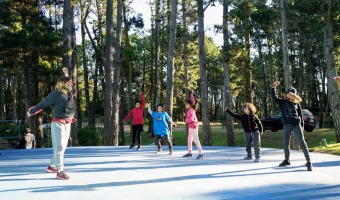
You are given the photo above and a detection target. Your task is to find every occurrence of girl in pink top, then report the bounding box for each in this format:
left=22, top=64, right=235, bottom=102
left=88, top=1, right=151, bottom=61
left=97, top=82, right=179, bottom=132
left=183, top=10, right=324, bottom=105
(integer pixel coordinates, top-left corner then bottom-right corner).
left=183, top=90, right=204, bottom=159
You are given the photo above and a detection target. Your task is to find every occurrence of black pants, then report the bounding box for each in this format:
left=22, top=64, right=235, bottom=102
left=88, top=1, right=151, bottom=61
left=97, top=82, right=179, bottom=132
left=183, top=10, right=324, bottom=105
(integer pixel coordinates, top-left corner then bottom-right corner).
left=132, top=124, right=143, bottom=146
left=155, top=135, right=172, bottom=150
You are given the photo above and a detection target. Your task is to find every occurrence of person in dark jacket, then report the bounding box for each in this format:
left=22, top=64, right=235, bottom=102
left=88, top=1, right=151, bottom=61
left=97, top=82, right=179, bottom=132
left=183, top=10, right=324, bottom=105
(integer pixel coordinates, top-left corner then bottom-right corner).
left=27, top=74, right=76, bottom=180
left=271, top=81, right=312, bottom=171
left=225, top=103, right=263, bottom=162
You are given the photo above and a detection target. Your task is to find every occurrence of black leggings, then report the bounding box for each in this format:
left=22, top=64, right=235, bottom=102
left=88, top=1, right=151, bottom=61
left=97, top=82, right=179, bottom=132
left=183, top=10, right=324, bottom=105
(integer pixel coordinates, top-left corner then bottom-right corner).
left=132, top=124, right=143, bottom=146
left=155, top=135, right=172, bottom=150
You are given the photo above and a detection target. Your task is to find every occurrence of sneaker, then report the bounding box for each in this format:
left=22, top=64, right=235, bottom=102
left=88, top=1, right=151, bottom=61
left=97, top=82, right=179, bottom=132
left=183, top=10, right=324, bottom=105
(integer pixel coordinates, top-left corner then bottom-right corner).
left=182, top=153, right=193, bottom=158
left=129, top=144, right=135, bottom=149
left=196, top=154, right=204, bottom=160
left=279, top=160, right=291, bottom=167
left=155, top=149, right=162, bottom=154
left=306, top=162, right=313, bottom=171
left=243, top=155, right=253, bottom=160
left=254, top=157, right=260, bottom=162
left=46, top=165, right=58, bottom=173
left=169, top=149, right=173, bottom=155
left=136, top=146, right=141, bottom=151
left=56, top=171, right=70, bottom=180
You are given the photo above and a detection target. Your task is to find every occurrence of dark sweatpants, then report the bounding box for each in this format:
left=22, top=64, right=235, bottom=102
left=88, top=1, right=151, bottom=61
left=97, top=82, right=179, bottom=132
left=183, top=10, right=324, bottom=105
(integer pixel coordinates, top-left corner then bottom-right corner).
left=155, top=135, right=172, bottom=150
left=282, top=124, right=310, bottom=161
left=132, top=124, right=143, bottom=146
left=244, top=131, right=261, bottom=158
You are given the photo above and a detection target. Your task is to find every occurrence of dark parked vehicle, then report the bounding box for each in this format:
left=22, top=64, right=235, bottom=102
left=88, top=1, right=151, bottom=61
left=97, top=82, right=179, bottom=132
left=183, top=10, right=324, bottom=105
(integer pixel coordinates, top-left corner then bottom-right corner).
left=261, top=109, right=316, bottom=132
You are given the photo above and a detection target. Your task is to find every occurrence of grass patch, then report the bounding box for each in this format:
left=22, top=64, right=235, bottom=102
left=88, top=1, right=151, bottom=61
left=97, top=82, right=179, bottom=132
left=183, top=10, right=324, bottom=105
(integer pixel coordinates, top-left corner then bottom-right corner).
left=125, top=125, right=340, bottom=156
left=310, top=143, right=340, bottom=156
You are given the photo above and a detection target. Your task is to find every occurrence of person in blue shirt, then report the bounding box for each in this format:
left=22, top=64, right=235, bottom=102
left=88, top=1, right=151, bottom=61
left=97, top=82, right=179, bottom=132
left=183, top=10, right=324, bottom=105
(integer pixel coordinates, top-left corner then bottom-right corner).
left=148, top=102, right=177, bottom=155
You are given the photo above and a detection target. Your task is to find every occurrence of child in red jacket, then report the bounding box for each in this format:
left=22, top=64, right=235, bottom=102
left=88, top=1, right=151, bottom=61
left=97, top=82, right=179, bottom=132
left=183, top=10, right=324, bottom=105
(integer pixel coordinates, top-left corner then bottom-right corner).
left=123, top=92, right=146, bottom=150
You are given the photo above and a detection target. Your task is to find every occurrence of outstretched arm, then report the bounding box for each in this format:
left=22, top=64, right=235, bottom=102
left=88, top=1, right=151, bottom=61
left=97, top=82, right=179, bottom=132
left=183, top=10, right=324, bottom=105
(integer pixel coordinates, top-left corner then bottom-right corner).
left=123, top=110, right=133, bottom=123
left=225, top=107, right=242, bottom=120
left=165, top=112, right=176, bottom=126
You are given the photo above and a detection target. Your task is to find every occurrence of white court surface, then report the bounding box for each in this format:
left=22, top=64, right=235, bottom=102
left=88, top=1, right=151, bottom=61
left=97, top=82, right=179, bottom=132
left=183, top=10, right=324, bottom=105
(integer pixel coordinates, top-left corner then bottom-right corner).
left=0, top=146, right=340, bottom=200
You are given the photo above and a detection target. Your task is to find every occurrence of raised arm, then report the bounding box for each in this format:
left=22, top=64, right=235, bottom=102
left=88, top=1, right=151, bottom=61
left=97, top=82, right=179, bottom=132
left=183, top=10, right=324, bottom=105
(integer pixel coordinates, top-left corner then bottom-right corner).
left=140, top=92, right=146, bottom=109
left=148, top=102, right=153, bottom=115
left=62, top=67, right=69, bottom=77
left=190, top=90, right=195, bottom=105
left=225, top=107, right=242, bottom=120
left=271, top=81, right=281, bottom=105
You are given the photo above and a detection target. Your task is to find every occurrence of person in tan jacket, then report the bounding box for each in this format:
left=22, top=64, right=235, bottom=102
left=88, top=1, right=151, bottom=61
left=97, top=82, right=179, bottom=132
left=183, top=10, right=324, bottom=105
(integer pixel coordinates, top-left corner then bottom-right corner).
left=334, top=76, right=340, bottom=90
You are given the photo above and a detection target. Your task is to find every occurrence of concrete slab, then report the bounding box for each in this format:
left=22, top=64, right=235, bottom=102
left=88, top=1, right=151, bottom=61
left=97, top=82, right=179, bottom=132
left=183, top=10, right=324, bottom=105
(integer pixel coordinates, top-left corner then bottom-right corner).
left=0, top=146, right=340, bottom=200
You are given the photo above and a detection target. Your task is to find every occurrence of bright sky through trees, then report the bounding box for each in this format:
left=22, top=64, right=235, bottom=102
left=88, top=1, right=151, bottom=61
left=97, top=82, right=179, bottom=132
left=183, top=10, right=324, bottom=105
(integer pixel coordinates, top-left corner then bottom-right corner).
left=130, top=0, right=224, bottom=46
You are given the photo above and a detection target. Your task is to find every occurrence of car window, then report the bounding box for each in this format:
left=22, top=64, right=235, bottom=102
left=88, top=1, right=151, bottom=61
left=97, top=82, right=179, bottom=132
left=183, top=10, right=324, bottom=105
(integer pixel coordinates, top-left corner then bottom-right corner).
left=271, top=111, right=281, bottom=118
left=302, top=109, right=313, bottom=117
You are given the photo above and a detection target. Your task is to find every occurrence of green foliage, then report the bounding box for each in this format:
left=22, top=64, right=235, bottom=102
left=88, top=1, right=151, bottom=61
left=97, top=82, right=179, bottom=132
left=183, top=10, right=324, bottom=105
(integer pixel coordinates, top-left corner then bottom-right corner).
left=0, top=123, right=19, bottom=137
left=78, top=126, right=104, bottom=146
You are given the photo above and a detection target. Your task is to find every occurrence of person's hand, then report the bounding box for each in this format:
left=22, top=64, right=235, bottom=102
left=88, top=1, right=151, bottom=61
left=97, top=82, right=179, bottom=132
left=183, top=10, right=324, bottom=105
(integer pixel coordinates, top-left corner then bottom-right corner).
left=273, top=81, right=280, bottom=86
left=27, top=111, right=32, bottom=118
left=334, top=76, right=340, bottom=81
left=62, top=67, right=69, bottom=76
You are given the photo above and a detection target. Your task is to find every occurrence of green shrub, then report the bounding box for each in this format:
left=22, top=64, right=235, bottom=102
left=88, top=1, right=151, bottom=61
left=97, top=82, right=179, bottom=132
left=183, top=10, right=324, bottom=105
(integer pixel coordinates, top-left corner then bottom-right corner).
left=0, top=123, right=19, bottom=137
left=77, top=126, right=103, bottom=146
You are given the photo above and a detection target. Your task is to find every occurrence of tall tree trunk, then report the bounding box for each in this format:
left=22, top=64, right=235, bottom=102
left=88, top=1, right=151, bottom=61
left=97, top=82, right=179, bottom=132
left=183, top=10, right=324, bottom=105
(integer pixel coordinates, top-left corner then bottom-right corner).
left=255, top=31, right=268, bottom=118
left=222, top=0, right=235, bottom=146
left=111, top=0, right=123, bottom=146
left=119, top=65, right=125, bottom=145
left=279, top=0, right=292, bottom=88
left=103, top=0, right=114, bottom=146
left=182, top=0, right=189, bottom=140
left=244, top=0, right=252, bottom=103
left=154, top=0, right=161, bottom=105
left=280, top=0, right=298, bottom=149
left=197, top=0, right=212, bottom=146
left=148, top=4, right=155, bottom=136
left=0, top=68, right=4, bottom=119
left=80, top=0, right=93, bottom=126
left=324, top=0, right=340, bottom=143
left=12, top=77, right=17, bottom=120
left=63, top=0, right=78, bottom=146
left=182, top=0, right=189, bottom=100
left=165, top=0, right=177, bottom=135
